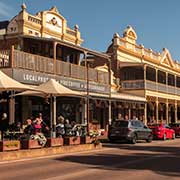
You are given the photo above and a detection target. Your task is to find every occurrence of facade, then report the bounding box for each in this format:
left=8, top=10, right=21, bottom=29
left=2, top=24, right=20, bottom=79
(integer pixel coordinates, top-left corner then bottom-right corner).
left=0, top=4, right=111, bottom=135
left=107, top=25, right=180, bottom=125
left=0, top=5, right=146, bottom=137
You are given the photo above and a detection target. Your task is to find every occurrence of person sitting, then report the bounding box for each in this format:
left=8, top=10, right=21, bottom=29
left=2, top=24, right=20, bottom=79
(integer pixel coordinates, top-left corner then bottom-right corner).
left=0, top=113, right=9, bottom=140
left=116, top=113, right=124, bottom=121
left=64, top=119, right=72, bottom=136
left=56, top=116, right=65, bottom=137
left=24, top=118, right=34, bottom=138
left=37, top=113, right=50, bottom=136
left=124, top=115, right=129, bottom=121
left=31, top=118, right=47, bottom=146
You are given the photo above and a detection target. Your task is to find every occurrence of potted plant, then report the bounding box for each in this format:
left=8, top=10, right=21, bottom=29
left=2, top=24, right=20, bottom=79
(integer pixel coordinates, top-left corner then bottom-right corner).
left=46, top=137, right=64, bottom=147
left=80, top=124, right=93, bottom=144
left=0, top=140, right=20, bottom=151
left=21, top=139, right=43, bottom=149
left=64, top=136, right=80, bottom=146
left=88, top=130, right=100, bottom=146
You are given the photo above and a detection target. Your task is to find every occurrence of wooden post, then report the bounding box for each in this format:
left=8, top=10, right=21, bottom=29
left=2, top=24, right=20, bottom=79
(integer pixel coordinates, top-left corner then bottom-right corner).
left=144, top=103, right=147, bottom=125
left=52, top=96, right=56, bottom=138
left=166, top=100, right=169, bottom=124
left=108, top=58, right=112, bottom=125
left=10, top=45, right=14, bottom=68
left=9, top=91, right=15, bottom=125
left=175, top=101, right=177, bottom=123
left=156, top=98, right=158, bottom=123
left=128, top=108, right=131, bottom=119
left=53, top=42, right=57, bottom=74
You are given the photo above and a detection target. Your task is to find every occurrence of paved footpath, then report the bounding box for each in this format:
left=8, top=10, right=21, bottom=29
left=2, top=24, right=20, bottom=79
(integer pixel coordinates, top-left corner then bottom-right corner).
left=0, top=139, right=180, bottom=180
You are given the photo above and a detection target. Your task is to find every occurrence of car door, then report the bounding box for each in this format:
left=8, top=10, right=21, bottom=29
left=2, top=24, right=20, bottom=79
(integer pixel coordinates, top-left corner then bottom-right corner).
left=134, top=121, right=144, bottom=139
left=137, top=121, right=149, bottom=139
left=164, top=125, right=171, bottom=138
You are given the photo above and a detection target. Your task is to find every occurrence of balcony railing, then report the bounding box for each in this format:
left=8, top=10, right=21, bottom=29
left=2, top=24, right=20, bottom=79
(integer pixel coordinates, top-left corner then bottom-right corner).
left=121, top=79, right=180, bottom=95
left=0, top=49, right=109, bottom=85
left=121, top=80, right=144, bottom=89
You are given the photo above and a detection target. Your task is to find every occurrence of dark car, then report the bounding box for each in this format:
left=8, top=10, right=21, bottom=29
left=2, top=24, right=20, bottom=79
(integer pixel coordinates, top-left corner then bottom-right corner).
left=108, top=120, right=153, bottom=144
left=169, top=123, right=180, bottom=137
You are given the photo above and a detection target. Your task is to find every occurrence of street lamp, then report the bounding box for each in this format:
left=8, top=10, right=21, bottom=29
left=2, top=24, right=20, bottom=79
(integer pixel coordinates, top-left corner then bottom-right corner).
left=82, top=53, right=94, bottom=133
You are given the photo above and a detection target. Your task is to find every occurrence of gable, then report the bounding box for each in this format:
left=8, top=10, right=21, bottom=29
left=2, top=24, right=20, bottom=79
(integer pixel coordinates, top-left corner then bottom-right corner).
left=160, top=49, right=175, bottom=68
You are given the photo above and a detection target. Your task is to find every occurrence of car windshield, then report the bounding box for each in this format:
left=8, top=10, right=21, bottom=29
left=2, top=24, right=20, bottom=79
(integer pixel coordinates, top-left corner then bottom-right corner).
left=111, top=121, right=129, bottom=128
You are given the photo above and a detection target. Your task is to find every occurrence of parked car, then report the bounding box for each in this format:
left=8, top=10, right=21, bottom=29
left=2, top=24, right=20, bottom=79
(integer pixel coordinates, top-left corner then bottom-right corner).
left=169, top=123, right=180, bottom=137
left=148, top=123, right=175, bottom=140
left=108, top=120, right=153, bottom=144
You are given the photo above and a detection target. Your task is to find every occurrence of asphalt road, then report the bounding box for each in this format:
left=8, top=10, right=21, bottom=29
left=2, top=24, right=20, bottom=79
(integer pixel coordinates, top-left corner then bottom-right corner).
left=0, top=139, right=180, bottom=180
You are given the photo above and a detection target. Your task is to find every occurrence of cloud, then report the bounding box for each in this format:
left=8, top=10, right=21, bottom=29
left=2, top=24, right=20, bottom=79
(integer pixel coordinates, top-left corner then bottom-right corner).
left=0, top=2, right=14, bottom=18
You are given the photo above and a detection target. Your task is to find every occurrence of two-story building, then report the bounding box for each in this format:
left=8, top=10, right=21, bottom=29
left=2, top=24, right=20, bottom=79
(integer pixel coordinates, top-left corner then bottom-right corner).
left=0, top=5, right=146, bottom=137
left=107, top=25, right=180, bottom=125
left=0, top=4, right=113, bottom=132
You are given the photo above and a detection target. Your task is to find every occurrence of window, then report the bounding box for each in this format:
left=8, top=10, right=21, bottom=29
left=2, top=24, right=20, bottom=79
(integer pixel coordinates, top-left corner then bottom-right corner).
left=158, top=70, right=166, bottom=84
left=146, top=67, right=156, bottom=81
left=168, top=74, right=175, bottom=86
left=176, top=77, right=180, bottom=88
left=121, top=67, right=144, bottom=80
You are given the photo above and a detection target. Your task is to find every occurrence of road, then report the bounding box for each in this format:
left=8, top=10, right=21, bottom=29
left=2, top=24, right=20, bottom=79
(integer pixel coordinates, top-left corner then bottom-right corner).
left=0, top=139, right=180, bottom=180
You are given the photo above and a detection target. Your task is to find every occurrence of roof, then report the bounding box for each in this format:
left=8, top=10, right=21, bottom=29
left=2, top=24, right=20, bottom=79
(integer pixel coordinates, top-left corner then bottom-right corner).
left=0, top=21, right=9, bottom=29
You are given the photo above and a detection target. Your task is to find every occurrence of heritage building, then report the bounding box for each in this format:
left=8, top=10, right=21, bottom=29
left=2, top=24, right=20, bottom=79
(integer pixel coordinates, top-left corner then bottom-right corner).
left=107, top=26, right=180, bottom=124
left=0, top=4, right=146, bottom=137
left=0, top=4, right=111, bottom=134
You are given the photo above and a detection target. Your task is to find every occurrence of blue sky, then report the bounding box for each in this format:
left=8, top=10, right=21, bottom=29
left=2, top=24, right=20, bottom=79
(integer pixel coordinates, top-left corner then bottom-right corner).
left=0, top=0, right=180, bottom=61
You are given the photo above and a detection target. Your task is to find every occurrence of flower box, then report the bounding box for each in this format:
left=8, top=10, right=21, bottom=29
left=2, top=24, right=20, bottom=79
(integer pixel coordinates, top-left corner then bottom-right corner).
left=64, top=136, right=80, bottom=146
left=46, top=138, right=63, bottom=147
left=0, top=140, right=20, bottom=151
left=21, top=139, right=42, bottom=149
left=80, top=136, right=92, bottom=144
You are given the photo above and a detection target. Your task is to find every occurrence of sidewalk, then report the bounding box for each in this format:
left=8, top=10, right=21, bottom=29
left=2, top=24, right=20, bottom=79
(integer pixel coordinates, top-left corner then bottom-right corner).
left=0, top=143, right=102, bottom=162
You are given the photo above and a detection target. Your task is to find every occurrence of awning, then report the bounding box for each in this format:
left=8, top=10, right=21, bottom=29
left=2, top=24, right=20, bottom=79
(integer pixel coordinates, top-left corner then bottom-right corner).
left=119, top=61, right=146, bottom=68
left=111, top=92, right=146, bottom=102
left=0, top=70, right=33, bottom=92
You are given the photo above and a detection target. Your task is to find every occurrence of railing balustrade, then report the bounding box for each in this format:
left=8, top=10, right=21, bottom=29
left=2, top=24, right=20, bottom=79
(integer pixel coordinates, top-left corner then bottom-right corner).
left=66, top=29, right=76, bottom=36
left=11, top=50, right=109, bottom=85
left=158, top=83, right=167, bottom=93
left=121, top=80, right=144, bottom=89
left=167, top=86, right=176, bottom=94
left=146, top=80, right=157, bottom=91
left=28, top=15, right=41, bottom=25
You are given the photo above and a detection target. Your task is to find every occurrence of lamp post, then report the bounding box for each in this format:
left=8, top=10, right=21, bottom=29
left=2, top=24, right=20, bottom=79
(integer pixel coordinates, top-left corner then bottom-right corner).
left=83, top=52, right=94, bottom=133
left=108, top=58, right=112, bottom=125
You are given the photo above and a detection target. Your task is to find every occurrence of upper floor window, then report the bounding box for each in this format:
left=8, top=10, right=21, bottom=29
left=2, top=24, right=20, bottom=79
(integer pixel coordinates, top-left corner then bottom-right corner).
left=120, top=66, right=144, bottom=81
left=168, top=74, right=175, bottom=86
left=176, top=76, right=180, bottom=88
left=146, top=67, right=156, bottom=81
left=158, top=70, right=166, bottom=84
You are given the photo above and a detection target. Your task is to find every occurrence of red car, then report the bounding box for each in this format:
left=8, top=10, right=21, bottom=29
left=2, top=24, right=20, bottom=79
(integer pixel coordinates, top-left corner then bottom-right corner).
left=148, top=124, right=175, bottom=140
left=169, top=123, right=180, bottom=137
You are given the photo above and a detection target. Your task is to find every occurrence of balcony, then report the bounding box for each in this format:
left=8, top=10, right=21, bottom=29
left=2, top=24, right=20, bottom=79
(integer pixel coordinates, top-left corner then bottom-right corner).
left=121, top=79, right=179, bottom=95
left=0, top=49, right=109, bottom=85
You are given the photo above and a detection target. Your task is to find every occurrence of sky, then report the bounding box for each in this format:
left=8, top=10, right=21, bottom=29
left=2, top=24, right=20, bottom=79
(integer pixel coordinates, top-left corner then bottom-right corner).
left=0, top=0, right=180, bottom=61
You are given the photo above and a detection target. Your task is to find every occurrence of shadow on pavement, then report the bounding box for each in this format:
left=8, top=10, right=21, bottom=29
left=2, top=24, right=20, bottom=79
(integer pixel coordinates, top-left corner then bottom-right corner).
left=55, top=142, right=180, bottom=178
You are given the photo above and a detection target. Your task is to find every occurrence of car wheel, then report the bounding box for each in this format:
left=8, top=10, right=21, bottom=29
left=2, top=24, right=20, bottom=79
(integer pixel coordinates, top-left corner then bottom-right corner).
left=172, top=133, right=175, bottom=139
left=131, top=134, right=137, bottom=144
left=163, top=133, right=166, bottom=141
left=146, top=134, right=153, bottom=143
